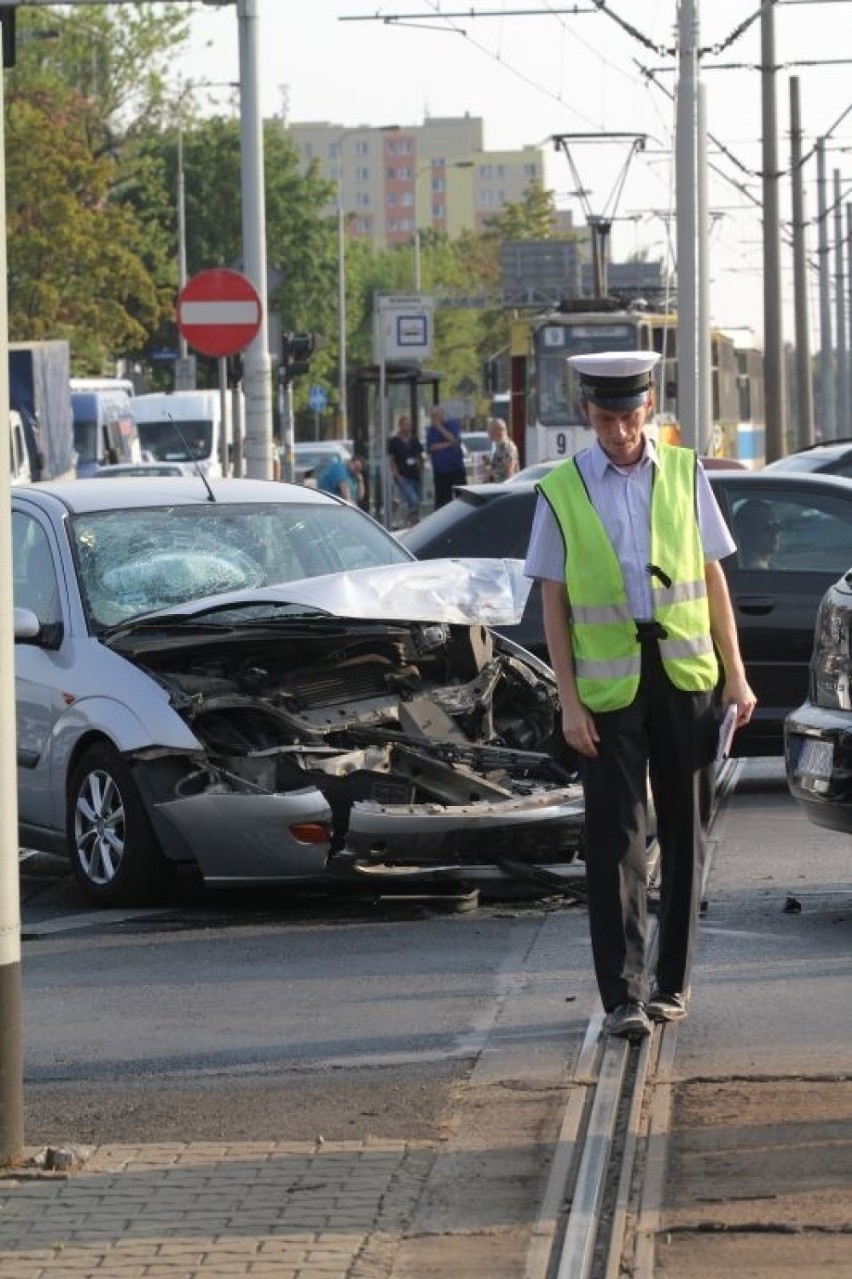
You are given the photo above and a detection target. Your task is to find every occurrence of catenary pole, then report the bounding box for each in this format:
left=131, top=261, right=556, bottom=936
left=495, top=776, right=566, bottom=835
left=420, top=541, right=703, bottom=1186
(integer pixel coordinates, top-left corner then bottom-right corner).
left=236, top=0, right=272, bottom=478
left=816, top=140, right=835, bottom=439
left=676, top=0, right=699, bottom=451
left=761, top=2, right=785, bottom=462
left=789, top=77, right=814, bottom=449
left=834, top=169, right=848, bottom=438
left=697, top=80, right=712, bottom=456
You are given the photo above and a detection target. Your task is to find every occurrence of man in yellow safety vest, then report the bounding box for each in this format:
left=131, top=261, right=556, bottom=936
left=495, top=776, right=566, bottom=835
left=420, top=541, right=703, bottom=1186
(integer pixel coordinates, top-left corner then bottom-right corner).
left=525, top=351, right=756, bottom=1040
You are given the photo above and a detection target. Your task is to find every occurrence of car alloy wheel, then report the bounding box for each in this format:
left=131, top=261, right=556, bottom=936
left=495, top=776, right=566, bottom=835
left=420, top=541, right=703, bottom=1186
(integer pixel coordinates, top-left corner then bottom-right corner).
left=68, top=741, right=174, bottom=906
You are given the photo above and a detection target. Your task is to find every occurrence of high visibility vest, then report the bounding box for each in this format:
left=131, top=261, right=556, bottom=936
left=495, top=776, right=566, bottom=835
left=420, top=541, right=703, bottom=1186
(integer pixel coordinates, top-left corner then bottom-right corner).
left=538, top=444, right=718, bottom=712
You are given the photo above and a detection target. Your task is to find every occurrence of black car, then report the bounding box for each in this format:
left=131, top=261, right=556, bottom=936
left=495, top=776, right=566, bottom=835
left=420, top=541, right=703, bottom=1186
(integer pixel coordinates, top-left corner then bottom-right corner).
left=785, top=572, right=852, bottom=832
left=763, top=439, right=852, bottom=478
left=402, top=470, right=852, bottom=756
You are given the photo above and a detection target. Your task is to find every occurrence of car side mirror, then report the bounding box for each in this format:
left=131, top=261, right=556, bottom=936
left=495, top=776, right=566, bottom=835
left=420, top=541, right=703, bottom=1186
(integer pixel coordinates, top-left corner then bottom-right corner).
left=14, top=606, right=63, bottom=650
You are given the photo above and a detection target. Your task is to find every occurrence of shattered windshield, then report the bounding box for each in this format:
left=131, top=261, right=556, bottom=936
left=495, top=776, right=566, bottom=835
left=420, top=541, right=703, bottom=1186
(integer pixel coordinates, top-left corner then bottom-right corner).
left=71, top=501, right=411, bottom=630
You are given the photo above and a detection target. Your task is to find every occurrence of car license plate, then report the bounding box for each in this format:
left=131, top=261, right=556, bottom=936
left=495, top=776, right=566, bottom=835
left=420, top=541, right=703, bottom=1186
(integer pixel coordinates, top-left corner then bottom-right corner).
left=796, top=738, right=833, bottom=787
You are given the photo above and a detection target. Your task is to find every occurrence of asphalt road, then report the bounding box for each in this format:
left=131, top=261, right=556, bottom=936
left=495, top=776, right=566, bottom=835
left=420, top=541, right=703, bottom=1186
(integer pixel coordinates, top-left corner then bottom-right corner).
left=14, top=758, right=852, bottom=1278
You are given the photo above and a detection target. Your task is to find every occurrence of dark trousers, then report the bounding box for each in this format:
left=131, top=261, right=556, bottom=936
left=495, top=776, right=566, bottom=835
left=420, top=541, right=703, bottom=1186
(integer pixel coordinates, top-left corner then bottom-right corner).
left=579, top=637, right=715, bottom=1011
left=433, top=467, right=467, bottom=509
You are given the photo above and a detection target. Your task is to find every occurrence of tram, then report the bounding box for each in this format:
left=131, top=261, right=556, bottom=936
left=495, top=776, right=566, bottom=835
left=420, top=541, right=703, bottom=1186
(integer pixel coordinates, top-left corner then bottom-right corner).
left=506, top=301, right=765, bottom=468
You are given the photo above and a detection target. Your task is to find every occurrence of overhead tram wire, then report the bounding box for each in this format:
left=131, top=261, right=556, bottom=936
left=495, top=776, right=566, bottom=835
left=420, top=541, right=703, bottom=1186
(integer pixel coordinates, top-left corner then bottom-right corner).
left=342, top=2, right=670, bottom=135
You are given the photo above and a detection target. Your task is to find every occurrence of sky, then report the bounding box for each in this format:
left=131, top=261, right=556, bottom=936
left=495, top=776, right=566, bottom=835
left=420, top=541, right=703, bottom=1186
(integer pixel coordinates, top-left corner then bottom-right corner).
left=177, top=2, right=852, bottom=348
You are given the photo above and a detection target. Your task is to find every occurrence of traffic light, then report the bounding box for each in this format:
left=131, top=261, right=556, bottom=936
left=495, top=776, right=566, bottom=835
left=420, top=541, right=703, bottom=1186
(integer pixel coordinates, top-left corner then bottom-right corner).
left=280, top=332, right=316, bottom=384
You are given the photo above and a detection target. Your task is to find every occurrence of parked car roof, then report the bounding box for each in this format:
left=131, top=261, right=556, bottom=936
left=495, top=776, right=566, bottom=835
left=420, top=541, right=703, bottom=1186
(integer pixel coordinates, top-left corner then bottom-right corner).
left=762, top=439, right=852, bottom=478
left=404, top=468, right=852, bottom=757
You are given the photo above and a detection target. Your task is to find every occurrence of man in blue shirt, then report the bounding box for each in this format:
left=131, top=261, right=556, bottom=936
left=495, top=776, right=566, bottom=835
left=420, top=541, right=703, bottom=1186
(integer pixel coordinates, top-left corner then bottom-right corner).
left=317, top=454, right=363, bottom=503
left=426, top=405, right=467, bottom=509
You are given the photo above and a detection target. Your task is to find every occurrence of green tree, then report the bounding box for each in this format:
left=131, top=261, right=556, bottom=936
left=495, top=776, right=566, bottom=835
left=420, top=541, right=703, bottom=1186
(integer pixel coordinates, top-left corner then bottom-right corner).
left=5, top=5, right=190, bottom=370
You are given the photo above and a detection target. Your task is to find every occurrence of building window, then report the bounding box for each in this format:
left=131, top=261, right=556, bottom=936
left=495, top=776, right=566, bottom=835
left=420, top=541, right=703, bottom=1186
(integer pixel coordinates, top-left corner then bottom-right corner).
left=355, top=140, right=369, bottom=155
left=481, top=164, right=493, bottom=179
left=388, top=193, right=398, bottom=207
left=397, top=166, right=412, bottom=180
left=355, top=192, right=370, bottom=207
left=431, top=177, right=445, bottom=193
left=355, top=166, right=369, bottom=182
left=356, top=217, right=371, bottom=233
left=401, top=192, right=413, bottom=207
left=524, top=163, right=538, bottom=178
left=432, top=204, right=445, bottom=218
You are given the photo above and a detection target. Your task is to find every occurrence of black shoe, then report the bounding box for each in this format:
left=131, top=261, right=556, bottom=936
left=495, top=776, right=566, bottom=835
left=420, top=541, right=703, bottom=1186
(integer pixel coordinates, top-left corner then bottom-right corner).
left=647, top=989, right=688, bottom=1022
left=604, top=1001, right=651, bottom=1040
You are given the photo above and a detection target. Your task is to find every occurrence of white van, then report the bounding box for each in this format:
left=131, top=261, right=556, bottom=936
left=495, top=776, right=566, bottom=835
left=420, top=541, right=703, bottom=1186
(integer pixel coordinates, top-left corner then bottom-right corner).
left=130, top=391, right=232, bottom=477
left=10, top=410, right=31, bottom=484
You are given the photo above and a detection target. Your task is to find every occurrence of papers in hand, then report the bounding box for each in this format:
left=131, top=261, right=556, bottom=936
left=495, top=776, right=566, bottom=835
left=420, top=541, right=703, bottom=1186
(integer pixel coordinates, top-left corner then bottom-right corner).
left=716, top=703, right=738, bottom=764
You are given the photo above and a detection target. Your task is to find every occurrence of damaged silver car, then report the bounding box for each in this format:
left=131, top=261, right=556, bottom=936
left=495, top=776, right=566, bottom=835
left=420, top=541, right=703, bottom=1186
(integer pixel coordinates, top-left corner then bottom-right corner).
left=13, top=478, right=583, bottom=906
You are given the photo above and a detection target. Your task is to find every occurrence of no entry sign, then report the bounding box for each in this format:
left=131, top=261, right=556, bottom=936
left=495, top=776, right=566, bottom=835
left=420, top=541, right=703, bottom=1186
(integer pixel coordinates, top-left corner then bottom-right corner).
left=177, top=268, right=262, bottom=359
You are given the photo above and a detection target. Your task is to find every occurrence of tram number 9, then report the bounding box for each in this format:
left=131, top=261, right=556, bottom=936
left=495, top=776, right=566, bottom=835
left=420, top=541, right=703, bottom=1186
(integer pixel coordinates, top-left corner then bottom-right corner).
left=555, top=432, right=569, bottom=456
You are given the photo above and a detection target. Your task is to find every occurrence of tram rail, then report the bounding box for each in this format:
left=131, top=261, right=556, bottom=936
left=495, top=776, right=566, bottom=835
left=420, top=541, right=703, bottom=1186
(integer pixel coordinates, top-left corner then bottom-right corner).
left=526, top=759, right=741, bottom=1279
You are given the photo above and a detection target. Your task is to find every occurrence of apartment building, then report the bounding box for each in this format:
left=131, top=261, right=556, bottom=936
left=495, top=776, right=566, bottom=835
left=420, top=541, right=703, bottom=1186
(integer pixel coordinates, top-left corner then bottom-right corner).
left=286, top=115, right=545, bottom=248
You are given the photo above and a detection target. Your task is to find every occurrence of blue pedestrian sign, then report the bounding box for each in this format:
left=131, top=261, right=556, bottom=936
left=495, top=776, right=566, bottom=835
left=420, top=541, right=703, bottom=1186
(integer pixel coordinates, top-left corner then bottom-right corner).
left=308, top=384, right=328, bottom=412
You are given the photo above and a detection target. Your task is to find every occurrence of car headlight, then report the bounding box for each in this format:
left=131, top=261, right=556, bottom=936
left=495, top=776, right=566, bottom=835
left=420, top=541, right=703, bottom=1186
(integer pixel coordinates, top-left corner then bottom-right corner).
left=811, top=600, right=851, bottom=710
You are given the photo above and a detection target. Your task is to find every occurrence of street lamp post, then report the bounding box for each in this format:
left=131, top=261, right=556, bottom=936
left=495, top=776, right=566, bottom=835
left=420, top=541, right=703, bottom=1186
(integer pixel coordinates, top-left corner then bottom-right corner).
left=413, top=160, right=474, bottom=292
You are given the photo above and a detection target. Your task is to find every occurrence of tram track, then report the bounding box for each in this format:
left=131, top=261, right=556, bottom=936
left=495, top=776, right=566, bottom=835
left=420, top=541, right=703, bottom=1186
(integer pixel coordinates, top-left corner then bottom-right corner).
left=526, top=759, right=741, bottom=1279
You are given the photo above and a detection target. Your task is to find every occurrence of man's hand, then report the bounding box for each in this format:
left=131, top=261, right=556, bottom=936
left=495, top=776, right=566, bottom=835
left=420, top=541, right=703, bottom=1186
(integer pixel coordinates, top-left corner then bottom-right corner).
left=562, top=700, right=599, bottom=758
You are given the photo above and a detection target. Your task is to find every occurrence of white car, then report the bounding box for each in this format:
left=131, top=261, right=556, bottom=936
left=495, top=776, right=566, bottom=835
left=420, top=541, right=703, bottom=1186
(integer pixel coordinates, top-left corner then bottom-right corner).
left=13, top=478, right=583, bottom=906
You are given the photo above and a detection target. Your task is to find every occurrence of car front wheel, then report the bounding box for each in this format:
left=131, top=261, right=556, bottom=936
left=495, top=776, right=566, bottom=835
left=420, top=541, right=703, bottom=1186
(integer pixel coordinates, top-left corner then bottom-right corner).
left=68, top=742, right=175, bottom=906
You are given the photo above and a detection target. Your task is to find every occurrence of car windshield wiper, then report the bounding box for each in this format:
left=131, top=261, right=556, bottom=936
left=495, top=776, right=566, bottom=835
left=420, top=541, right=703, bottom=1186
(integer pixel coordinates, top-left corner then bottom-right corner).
left=100, top=604, right=346, bottom=644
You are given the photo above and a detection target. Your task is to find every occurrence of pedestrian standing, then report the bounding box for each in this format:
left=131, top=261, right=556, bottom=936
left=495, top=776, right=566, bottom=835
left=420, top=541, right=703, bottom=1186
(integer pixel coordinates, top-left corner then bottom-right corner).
left=524, top=351, right=756, bottom=1040
left=387, top=414, right=424, bottom=526
left=485, top=416, right=519, bottom=481
left=426, top=405, right=467, bottom=509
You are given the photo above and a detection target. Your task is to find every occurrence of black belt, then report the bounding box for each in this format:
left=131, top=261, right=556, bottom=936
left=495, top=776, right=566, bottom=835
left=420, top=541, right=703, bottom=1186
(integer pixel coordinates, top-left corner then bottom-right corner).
left=634, top=620, right=668, bottom=641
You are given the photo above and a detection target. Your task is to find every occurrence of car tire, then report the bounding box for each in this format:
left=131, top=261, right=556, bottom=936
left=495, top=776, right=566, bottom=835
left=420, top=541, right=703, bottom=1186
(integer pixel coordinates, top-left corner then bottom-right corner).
left=67, top=741, right=175, bottom=907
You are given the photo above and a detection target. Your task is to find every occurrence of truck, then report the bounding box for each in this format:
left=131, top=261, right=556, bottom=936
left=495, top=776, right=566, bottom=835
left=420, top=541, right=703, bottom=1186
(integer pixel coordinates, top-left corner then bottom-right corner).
left=70, top=378, right=142, bottom=477
left=9, top=340, right=77, bottom=481
left=130, top=389, right=235, bottom=477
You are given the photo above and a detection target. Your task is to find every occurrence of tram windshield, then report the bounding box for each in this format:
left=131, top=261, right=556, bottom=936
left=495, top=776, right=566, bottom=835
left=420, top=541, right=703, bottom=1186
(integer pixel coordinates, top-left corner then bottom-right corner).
left=534, top=321, right=640, bottom=426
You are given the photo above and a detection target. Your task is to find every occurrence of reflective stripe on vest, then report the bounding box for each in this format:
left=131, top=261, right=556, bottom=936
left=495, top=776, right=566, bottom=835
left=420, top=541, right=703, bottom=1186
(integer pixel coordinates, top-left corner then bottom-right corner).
left=538, top=444, right=718, bottom=712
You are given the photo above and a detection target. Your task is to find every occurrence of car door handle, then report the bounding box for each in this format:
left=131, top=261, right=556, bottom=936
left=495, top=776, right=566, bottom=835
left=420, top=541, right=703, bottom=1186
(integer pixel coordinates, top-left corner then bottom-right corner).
left=735, top=596, right=775, bottom=615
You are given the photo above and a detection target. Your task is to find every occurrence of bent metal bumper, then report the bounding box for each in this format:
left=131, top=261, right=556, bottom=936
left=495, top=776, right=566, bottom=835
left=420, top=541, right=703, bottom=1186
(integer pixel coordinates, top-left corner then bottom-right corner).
left=153, top=786, right=335, bottom=882
left=340, top=786, right=585, bottom=869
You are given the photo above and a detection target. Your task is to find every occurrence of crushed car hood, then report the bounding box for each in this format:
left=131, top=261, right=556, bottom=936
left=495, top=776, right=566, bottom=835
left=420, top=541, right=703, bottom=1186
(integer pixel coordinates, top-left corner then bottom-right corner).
left=105, top=558, right=533, bottom=637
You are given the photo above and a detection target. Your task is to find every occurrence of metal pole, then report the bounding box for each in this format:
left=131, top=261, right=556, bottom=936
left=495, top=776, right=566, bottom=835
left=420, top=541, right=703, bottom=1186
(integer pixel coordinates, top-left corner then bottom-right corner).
left=0, top=48, right=24, bottom=1166
left=847, top=203, right=852, bottom=437
left=177, top=117, right=188, bottom=361
left=676, top=0, right=699, bottom=450
left=337, top=191, right=348, bottom=439
left=761, top=1, right=785, bottom=463
left=790, top=77, right=814, bottom=449
left=834, top=171, right=848, bottom=438
left=218, top=356, right=229, bottom=475
left=379, top=354, right=391, bottom=527
left=697, top=80, right=713, bottom=456
left=237, top=0, right=273, bottom=479
left=817, top=140, right=835, bottom=439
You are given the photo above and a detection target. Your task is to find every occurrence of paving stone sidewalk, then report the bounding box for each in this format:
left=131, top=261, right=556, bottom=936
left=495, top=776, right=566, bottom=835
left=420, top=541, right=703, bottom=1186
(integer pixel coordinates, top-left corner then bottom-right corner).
left=0, top=1139, right=438, bottom=1279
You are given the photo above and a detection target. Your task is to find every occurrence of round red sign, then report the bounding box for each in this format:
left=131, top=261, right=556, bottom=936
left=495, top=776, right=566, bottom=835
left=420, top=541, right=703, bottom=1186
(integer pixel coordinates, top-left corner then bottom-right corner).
left=176, top=268, right=262, bottom=358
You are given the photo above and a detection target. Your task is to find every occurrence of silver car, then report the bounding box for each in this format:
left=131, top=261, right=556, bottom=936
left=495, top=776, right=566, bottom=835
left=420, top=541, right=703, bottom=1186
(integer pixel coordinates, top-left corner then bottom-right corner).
left=13, top=478, right=582, bottom=906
